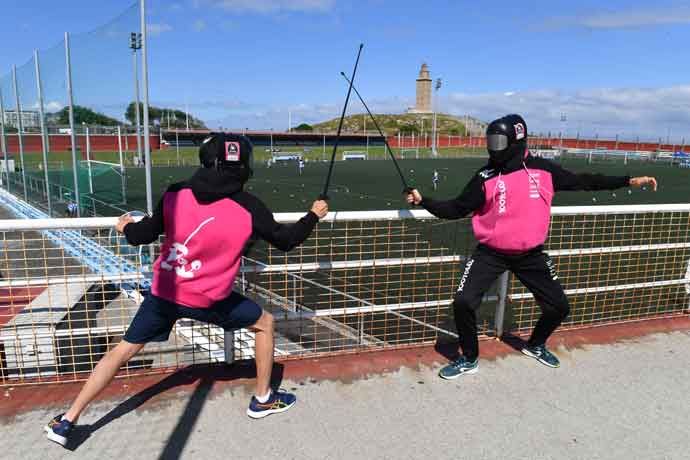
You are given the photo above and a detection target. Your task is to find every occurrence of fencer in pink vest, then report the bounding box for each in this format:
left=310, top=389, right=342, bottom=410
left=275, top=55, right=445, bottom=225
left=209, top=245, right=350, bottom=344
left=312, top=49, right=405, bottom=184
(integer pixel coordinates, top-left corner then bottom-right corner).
left=406, top=114, right=657, bottom=379
left=46, top=134, right=329, bottom=447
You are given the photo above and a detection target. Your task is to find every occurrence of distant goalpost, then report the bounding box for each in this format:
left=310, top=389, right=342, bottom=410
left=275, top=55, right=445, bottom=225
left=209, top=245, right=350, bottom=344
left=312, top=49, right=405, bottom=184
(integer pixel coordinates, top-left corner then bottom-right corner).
left=342, top=150, right=367, bottom=160
left=78, top=160, right=127, bottom=205
left=400, top=148, right=419, bottom=159
left=78, top=126, right=127, bottom=205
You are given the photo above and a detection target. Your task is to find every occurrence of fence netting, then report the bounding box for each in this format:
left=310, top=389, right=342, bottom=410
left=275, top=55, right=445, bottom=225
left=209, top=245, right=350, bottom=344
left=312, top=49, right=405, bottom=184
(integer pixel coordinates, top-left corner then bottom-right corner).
left=0, top=2, right=140, bottom=219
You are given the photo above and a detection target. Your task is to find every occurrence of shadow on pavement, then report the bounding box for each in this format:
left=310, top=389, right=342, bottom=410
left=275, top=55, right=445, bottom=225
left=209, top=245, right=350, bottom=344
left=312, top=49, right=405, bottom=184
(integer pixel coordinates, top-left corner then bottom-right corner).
left=500, top=332, right=527, bottom=353
left=64, top=361, right=284, bottom=455
left=434, top=332, right=528, bottom=361
left=434, top=338, right=460, bottom=362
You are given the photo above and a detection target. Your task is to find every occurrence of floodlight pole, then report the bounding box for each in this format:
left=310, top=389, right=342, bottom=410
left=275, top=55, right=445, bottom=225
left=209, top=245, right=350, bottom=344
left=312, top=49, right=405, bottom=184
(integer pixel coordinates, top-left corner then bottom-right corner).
left=0, top=89, right=9, bottom=191
left=11, top=65, right=28, bottom=201
left=140, top=0, right=153, bottom=215
left=117, top=125, right=127, bottom=204
left=34, top=50, right=52, bottom=215
left=64, top=32, right=81, bottom=216
left=432, top=78, right=442, bottom=157
left=130, top=32, right=143, bottom=165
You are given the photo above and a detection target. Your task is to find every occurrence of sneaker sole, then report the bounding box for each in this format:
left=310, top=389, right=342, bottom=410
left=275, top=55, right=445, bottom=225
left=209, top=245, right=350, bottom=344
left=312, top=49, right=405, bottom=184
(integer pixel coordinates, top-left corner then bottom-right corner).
left=44, top=426, right=68, bottom=446
left=521, top=348, right=560, bottom=368
left=246, top=400, right=296, bottom=419
left=438, top=366, right=478, bottom=380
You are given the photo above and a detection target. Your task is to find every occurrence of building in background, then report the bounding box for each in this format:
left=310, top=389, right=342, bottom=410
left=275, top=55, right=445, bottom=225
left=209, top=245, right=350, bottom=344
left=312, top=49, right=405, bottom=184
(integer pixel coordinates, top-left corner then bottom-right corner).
left=2, top=110, right=40, bottom=130
left=408, top=63, right=432, bottom=114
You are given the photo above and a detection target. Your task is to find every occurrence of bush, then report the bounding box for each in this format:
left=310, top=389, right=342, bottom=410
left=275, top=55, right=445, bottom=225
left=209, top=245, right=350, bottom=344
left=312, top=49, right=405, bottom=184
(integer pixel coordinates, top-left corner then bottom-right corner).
left=294, top=123, right=314, bottom=132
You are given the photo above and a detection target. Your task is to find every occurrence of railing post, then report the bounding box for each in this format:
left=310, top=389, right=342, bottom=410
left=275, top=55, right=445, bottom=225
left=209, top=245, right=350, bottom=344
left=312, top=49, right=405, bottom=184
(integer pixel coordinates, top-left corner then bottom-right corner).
left=685, top=259, right=690, bottom=313
left=225, top=258, right=248, bottom=364
left=224, top=330, right=236, bottom=364
left=494, top=271, right=509, bottom=339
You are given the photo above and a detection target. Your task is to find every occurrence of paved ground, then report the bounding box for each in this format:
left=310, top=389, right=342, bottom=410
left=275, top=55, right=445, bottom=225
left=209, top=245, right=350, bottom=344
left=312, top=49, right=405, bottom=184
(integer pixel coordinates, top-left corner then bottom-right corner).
left=2, top=329, right=689, bottom=460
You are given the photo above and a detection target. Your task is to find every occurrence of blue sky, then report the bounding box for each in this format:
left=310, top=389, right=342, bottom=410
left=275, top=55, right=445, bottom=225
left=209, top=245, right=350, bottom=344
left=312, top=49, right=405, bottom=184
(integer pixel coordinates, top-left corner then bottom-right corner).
left=3, top=0, right=690, bottom=141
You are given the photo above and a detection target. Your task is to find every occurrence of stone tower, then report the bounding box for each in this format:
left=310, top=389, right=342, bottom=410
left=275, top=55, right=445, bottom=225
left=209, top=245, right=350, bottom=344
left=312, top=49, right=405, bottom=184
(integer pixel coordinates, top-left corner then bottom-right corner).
left=414, top=63, right=432, bottom=113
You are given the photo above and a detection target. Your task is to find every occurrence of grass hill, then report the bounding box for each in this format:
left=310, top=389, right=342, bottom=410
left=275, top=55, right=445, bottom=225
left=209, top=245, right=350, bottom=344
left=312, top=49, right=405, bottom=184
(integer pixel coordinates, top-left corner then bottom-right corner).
left=311, top=113, right=486, bottom=136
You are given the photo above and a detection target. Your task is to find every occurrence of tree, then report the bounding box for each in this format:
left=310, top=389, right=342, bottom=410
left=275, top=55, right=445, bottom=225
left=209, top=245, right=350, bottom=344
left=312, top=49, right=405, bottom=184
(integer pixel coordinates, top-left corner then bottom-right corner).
left=399, top=123, right=419, bottom=134
left=55, top=106, right=121, bottom=126
left=125, top=102, right=207, bottom=129
left=294, top=123, right=313, bottom=132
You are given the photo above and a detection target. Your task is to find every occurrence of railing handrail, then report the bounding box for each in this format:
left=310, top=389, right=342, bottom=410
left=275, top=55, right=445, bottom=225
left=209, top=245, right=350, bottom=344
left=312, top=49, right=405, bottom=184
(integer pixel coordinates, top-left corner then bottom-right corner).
left=1, top=203, right=690, bottom=230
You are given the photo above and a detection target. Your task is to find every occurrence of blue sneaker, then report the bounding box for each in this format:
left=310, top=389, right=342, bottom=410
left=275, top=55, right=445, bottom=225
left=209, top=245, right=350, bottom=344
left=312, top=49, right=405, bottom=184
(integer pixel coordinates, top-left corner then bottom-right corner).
left=246, top=390, right=297, bottom=419
left=438, top=356, right=479, bottom=380
left=44, top=413, right=74, bottom=447
left=522, top=344, right=560, bottom=368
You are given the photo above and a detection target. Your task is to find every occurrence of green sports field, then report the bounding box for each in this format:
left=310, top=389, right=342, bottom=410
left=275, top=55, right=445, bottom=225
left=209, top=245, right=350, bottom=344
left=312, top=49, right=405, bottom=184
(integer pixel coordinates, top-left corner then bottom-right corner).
left=24, top=154, right=688, bottom=216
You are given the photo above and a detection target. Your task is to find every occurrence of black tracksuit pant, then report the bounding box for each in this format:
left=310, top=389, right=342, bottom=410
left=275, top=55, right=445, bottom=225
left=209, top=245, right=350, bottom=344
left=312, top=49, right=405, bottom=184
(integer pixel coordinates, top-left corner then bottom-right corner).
left=454, top=244, right=570, bottom=361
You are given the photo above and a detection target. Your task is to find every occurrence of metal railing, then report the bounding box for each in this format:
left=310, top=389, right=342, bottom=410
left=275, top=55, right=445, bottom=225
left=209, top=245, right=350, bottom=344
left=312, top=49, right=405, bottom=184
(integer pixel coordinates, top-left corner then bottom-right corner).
left=0, top=204, right=688, bottom=386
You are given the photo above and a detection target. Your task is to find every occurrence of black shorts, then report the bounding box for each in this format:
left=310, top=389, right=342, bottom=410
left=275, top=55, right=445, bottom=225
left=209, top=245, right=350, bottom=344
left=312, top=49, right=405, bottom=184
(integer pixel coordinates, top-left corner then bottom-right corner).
left=123, top=291, right=263, bottom=344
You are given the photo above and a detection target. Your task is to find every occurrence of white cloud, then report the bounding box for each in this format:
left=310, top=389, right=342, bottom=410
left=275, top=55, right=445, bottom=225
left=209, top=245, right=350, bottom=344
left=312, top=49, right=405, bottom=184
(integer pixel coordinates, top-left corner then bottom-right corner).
left=45, top=101, right=64, bottom=112
left=193, top=19, right=207, bottom=32
left=147, top=22, right=173, bottom=36
left=171, top=86, right=690, bottom=142
left=198, top=0, right=335, bottom=14
left=441, top=85, right=690, bottom=141
left=544, top=6, right=690, bottom=30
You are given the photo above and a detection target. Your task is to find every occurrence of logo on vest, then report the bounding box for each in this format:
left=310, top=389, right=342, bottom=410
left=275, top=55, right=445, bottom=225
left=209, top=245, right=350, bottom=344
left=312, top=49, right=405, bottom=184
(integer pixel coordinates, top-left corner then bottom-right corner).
left=528, top=171, right=541, bottom=199
left=497, top=180, right=507, bottom=214
left=161, top=217, right=215, bottom=279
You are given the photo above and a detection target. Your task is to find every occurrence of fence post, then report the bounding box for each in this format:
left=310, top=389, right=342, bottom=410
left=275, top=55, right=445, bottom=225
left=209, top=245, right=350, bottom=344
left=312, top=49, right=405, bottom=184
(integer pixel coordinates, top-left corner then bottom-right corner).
left=34, top=49, right=52, bottom=216
left=0, top=89, right=9, bottom=192
left=224, top=330, right=236, bottom=364
left=11, top=65, right=28, bottom=201
left=225, top=258, right=250, bottom=364
left=494, top=271, right=509, bottom=338
left=140, top=0, right=154, bottom=216
left=132, top=44, right=143, bottom=164
left=64, top=32, right=81, bottom=217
